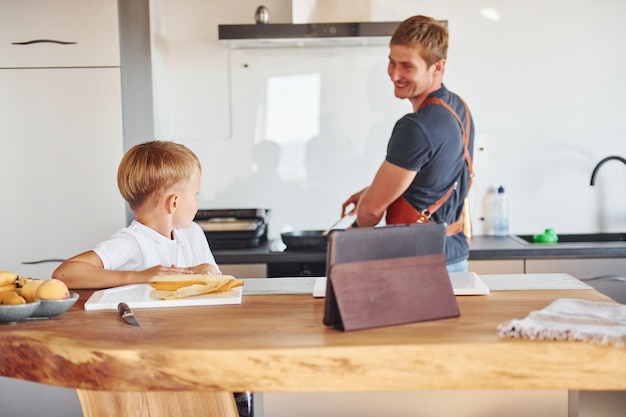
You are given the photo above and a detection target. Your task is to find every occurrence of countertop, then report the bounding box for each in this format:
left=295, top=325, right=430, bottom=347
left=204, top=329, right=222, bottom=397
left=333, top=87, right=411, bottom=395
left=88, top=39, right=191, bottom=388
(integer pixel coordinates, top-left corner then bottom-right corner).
left=213, top=235, right=626, bottom=265
left=1, top=277, right=624, bottom=417
left=0, top=282, right=624, bottom=417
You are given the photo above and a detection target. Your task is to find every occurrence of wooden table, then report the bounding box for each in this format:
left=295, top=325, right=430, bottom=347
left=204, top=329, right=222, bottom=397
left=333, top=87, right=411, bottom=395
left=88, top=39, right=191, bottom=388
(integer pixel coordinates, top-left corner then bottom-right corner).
left=1, top=287, right=624, bottom=416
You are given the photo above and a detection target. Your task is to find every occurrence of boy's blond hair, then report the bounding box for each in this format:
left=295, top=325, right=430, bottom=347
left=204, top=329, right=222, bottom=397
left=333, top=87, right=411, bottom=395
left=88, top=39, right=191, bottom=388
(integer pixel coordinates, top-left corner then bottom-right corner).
left=117, top=141, right=201, bottom=211
left=390, top=15, right=448, bottom=68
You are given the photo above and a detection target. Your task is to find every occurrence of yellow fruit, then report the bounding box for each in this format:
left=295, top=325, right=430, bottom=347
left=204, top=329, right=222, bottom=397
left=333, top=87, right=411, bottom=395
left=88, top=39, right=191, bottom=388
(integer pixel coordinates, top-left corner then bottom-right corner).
left=0, top=270, right=17, bottom=286
left=148, top=274, right=237, bottom=291
left=1, top=291, right=26, bottom=305
left=36, top=279, right=70, bottom=300
left=0, top=291, right=16, bottom=303
left=0, top=283, right=17, bottom=293
left=20, top=279, right=44, bottom=303
left=17, top=275, right=30, bottom=287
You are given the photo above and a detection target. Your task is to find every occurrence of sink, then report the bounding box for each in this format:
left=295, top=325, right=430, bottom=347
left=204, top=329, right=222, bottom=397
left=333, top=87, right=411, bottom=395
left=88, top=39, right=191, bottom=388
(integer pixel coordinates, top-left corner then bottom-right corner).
left=516, top=233, right=626, bottom=244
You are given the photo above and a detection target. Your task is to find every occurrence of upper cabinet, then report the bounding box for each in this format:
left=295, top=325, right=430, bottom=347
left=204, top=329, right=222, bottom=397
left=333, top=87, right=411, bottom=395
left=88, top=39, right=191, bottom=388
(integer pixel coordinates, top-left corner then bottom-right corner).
left=0, top=0, right=120, bottom=68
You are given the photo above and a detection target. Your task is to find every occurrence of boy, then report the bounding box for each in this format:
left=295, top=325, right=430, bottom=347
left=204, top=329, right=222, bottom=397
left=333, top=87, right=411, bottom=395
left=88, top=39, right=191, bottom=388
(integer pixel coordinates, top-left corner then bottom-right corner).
left=53, top=140, right=220, bottom=289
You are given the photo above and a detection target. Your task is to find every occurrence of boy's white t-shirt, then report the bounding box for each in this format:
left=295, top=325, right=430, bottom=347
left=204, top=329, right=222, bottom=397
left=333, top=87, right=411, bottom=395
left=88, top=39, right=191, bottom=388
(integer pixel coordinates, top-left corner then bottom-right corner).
left=94, top=220, right=219, bottom=272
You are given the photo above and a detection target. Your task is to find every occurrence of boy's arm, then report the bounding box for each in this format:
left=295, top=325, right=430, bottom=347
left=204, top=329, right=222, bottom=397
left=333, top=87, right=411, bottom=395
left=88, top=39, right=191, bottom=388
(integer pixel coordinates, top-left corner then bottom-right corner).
left=52, top=251, right=195, bottom=290
left=52, top=250, right=137, bottom=289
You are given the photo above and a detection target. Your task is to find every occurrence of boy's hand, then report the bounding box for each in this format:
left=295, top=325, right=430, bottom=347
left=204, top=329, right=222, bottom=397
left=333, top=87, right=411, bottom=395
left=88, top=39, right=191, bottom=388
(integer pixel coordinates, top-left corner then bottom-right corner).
left=145, top=264, right=195, bottom=278
left=145, top=263, right=221, bottom=278
left=188, top=263, right=221, bottom=275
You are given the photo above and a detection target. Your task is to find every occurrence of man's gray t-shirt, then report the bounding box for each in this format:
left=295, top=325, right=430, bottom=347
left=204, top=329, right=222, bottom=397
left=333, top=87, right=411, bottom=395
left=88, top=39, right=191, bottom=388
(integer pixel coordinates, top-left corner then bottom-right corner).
left=386, top=85, right=474, bottom=264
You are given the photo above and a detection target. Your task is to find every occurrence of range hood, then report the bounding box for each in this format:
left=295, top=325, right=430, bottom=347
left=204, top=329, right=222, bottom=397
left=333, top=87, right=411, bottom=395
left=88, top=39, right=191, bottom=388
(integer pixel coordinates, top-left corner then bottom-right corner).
left=218, top=21, right=400, bottom=49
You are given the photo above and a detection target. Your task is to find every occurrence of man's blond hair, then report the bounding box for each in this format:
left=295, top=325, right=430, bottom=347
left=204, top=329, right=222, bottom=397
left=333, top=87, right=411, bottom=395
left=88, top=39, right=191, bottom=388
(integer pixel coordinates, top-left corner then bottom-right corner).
left=390, top=15, right=448, bottom=67
left=117, top=141, right=201, bottom=211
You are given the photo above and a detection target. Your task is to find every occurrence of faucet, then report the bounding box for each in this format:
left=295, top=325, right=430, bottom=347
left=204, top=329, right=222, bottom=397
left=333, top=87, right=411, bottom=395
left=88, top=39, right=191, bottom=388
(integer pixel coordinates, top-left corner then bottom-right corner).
left=590, top=155, right=626, bottom=185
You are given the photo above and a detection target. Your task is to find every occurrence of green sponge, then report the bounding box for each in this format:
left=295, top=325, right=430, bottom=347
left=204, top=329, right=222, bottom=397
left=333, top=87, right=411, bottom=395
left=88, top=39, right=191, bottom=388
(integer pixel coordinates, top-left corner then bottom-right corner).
left=533, top=228, right=559, bottom=244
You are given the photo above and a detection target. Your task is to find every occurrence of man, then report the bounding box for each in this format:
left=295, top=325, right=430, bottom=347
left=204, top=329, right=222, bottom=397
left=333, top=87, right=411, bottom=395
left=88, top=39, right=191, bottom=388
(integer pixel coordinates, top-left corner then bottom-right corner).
left=342, top=15, right=475, bottom=272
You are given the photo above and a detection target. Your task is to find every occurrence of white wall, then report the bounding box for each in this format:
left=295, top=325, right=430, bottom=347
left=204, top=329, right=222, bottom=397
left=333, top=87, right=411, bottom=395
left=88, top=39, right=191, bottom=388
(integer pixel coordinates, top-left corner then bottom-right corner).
left=149, top=0, right=626, bottom=239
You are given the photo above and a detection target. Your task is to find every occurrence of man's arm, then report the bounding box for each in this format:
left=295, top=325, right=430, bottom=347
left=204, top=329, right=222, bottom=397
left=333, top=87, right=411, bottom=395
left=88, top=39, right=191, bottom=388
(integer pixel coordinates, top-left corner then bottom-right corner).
left=355, top=161, right=417, bottom=227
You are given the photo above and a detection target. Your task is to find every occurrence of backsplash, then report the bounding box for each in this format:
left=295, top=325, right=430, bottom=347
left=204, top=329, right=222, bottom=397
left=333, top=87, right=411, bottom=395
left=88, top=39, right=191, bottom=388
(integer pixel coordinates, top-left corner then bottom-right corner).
left=150, top=0, right=626, bottom=238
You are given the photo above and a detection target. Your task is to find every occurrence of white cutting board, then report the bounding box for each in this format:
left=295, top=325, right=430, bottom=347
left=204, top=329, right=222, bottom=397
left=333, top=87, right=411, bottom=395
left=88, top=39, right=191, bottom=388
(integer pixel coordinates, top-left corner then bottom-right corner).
left=84, top=283, right=242, bottom=311
left=312, top=272, right=490, bottom=298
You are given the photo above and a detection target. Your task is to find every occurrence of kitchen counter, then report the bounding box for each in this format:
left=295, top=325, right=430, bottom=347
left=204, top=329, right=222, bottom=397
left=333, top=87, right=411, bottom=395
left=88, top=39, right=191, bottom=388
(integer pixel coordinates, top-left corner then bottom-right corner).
left=0, top=280, right=624, bottom=417
left=469, top=235, right=626, bottom=259
left=213, top=235, right=626, bottom=265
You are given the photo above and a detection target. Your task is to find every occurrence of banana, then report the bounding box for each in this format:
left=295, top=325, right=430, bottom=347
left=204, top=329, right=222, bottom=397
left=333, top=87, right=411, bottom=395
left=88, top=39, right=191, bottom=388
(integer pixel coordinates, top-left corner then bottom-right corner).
left=16, top=275, right=32, bottom=288
left=0, top=270, right=17, bottom=286
left=0, top=290, right=19, bottom=304
left=1, top=291, right=25, bottom=305
left=0, top=283, right=18, bottom=293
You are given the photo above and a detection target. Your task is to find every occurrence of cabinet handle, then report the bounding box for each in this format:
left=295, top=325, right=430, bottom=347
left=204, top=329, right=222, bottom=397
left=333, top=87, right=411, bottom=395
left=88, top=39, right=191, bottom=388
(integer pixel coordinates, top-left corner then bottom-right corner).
left=12, top=39, right=77, bottom=45
left=21, top=259, right=66, bottom=264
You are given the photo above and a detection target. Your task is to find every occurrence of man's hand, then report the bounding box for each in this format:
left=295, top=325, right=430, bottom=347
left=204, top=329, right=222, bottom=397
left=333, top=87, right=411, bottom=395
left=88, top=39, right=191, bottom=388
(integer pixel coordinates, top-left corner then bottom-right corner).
left=342, top=187, right=368, bottom=217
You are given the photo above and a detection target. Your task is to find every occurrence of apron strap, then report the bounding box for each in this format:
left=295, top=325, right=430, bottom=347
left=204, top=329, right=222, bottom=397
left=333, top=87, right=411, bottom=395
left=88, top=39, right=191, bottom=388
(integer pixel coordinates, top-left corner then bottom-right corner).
left=385, top=96, right=473, bottom=236
left=420, top=97, right=474, bottom=189
left=386, top=195, right=462, bottom=236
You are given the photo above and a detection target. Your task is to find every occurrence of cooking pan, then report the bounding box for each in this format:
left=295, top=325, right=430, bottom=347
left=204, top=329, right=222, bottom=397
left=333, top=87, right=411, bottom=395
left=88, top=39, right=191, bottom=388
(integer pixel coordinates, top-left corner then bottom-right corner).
left=281, top=230, right=328, bottom=251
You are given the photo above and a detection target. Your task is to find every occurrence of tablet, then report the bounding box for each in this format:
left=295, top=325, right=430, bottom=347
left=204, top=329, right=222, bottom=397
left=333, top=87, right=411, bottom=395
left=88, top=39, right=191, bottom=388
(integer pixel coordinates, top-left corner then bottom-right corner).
left=323, top=223, right=449, bottom=328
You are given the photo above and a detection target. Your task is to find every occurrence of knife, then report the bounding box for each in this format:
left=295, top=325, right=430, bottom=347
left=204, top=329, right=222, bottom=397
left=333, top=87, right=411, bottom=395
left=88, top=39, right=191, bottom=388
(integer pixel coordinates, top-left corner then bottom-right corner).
left=117, top=302, right=140, bottom=326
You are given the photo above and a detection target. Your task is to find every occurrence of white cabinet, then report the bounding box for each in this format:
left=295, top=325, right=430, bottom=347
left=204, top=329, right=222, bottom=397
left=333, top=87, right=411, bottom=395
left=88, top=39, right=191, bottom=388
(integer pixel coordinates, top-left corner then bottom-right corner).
left=469, top=259, right=525, bottom=274
left=0, top=0, right=125, bottom=279
left=0, top=0, right=119, bottom=68
left=470, top=258, right=626, bottom=279
left=525, top=258, right=626, bottom=279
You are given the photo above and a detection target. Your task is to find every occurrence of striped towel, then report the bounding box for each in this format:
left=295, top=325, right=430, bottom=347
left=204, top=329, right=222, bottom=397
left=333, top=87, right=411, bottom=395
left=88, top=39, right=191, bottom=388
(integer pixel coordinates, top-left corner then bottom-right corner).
left=498, top=298, right=626, bottom=347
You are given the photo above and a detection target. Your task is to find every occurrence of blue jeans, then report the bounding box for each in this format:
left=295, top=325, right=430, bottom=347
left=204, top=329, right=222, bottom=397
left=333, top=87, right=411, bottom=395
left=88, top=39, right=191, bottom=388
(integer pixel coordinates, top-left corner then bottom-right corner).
left=446, top=259, right=468, bottom=273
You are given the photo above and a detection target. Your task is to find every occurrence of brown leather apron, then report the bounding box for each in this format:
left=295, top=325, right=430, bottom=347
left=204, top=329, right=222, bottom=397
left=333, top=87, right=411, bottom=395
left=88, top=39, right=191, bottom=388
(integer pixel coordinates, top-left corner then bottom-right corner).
left=385, top=97, right=474, bottom=236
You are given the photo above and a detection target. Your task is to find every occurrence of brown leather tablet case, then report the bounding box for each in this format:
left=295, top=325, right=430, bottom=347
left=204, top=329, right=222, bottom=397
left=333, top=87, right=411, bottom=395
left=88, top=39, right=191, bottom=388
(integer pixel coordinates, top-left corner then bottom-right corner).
left=323, top=223, right=459, bottom=331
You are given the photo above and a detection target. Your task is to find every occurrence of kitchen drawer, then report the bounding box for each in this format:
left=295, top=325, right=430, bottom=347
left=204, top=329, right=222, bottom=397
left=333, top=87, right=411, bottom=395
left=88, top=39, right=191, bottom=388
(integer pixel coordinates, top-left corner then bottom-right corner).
left=0, top=0, right=119, bottom=68
left=468, top=259, right=525, bottom=274
left=219, top=264, right=267, bottom=278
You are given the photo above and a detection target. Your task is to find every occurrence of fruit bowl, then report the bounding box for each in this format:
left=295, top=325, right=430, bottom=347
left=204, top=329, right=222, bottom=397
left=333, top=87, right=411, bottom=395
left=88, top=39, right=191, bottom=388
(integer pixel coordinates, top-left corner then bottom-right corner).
left=31, top=292, right=79, bottom=318
left=0, top=292, right=79, bottom=324
left=0, top=300, right=41, bottom=324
